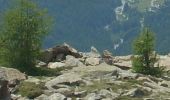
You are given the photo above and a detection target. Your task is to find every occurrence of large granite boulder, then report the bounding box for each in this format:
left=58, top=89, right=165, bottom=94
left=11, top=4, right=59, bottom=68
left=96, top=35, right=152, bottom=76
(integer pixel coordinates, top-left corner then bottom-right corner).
left=45, top=72, right=83, bottom=91
left=0, top=67, right=26, bottom=86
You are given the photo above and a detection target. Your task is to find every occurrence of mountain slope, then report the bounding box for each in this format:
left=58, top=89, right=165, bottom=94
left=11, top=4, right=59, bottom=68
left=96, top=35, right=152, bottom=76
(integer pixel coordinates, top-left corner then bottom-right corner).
left=0, top=0, right=170, bottom=55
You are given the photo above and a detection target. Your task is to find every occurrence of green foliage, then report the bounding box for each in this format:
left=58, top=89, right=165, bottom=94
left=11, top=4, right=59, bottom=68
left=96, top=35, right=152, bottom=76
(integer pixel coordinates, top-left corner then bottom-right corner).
left=17, top=82, right=44, bottom=99
left=0, top=0, right=52, bottom=72
left=132, top=28, right=164, bottom=77
left=26, top=67, right=62, bottom=76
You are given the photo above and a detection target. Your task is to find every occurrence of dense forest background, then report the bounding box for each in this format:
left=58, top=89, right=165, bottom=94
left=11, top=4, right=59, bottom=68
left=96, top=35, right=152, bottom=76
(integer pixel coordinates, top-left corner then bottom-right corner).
left=0, top=0, right=170, bottom=55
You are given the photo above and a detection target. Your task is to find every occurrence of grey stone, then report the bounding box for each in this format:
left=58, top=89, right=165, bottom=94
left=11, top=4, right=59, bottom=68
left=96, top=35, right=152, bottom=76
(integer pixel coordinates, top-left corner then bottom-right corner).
left=85, top=57, right=101, bottom=66
left=35, top=94, right=48, bottom=100
left=84, top=93, right=101, bottom=100
left=45, top=72, right=83, bottom=91
left=65, top=55, right=85, bottom=67
left=124, top=88, right=145, bottom=97
left=48, top=62, right=66, bottom=69
left=48, top=93, right=66, bottom=100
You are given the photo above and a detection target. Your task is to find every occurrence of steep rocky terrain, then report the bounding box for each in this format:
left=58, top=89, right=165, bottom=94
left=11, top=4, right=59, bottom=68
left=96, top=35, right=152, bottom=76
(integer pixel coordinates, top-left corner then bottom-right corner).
left=1, top=44, right=170, bottom=100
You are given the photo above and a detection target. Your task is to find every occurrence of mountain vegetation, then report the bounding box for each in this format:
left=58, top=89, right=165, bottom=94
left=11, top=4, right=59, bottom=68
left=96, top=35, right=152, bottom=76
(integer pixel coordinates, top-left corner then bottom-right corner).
left=0, top=0, right=170, bottom=55
left=132, top=28, right=164, bottom=76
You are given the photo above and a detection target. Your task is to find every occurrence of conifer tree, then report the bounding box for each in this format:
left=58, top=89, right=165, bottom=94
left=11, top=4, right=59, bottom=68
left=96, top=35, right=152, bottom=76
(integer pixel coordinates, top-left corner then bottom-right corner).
left=1, top=0, right=51, bottom=72
left=132, top=28, right=163, bottom=76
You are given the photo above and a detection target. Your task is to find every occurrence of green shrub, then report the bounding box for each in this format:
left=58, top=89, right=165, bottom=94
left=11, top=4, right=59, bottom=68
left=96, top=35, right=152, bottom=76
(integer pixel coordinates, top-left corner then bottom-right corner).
left=17, top=82, right=44, bottom=99
left=132, top=28, right=165, bottom=77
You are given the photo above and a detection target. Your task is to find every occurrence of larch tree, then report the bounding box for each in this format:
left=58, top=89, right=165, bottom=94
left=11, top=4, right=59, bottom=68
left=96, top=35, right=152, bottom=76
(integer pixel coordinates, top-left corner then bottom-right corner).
left=1, top=0, right=52, bottom=72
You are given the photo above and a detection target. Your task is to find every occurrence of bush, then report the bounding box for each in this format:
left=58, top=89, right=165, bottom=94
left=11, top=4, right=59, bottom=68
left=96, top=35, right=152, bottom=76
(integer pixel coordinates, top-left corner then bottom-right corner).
left=17, top=82, right=44, bottom=99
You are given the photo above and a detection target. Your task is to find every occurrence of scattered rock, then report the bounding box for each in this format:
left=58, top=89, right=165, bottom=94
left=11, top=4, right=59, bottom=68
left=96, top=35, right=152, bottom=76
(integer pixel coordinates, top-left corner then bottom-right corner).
left=102, top=50, right=114, bottom=65
left=85, top=57, right=101, bottom=66
left=48, top=62, right=66, bottom=69
left=99, top=89, right=119, bottom=99
left=74, top=90, right=87, bottom=97
left=48, top=93, right=66, bottom=100
left=143, top=82, right=158, bottom=89
left=40, top=43, right=82, bottom=63
left=124, top=88, right=145, bottom=97
left=45, top=72, right=83, bottom=91
left=118, top=70, right=139, bottom=79
left=83, top=46, right=101, bottom=58
left=35, top=94, right=48, bottom=100
left=0, top=67, right=26, bottom=87
left=84, top=93, right=101, bottom=100
left=159, top=81, right=169, bottom=87
left=55, top=88, right=72, bottom=96
left=24, top=76, right=41, bottom=84
left=65, top=55, right=85, bottom=67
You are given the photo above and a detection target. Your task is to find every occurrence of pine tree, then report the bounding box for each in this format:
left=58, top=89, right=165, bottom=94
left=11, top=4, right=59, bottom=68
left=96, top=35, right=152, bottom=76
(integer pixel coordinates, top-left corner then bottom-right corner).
left=0, top=0, right=51, bottom=72
left=132, top=28, right=163, bottom=76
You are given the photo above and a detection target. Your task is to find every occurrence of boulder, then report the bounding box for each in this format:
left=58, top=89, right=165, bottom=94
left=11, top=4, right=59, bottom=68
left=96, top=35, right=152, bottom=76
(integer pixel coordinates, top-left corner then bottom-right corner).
left=118, top=70, right=139, bottom=79
left=40, top=48, right=53, bottom=63
left=85, top=57, right=101, bottom=66
left=102, top=50, right=114, bottom=65
left=65, top=55, right=85, bottom=67
left=48, top=93, right=66, bottom=100
left=47, top=62, right=66, bottom=69
left=113, top=55, right=132, bottom=69
left=0, top=67, right=26, bottom=86
left=102, top=50, right=113, bottom=57
left=45, top=72, right=83, bottom=91
left=158, top=81, right=169, bottom=87
left=40, top=43, right=82, bottom=63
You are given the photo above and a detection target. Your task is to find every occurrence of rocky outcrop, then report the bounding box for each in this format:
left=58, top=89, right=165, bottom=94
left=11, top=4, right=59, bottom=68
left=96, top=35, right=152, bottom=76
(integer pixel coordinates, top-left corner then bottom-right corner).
left=4, top=44, right=170, bottom=99
left=40, top=43, right=82, bottom=63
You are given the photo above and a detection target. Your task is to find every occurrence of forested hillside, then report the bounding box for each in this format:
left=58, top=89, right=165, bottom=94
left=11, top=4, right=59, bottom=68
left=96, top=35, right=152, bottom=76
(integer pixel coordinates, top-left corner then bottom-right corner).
left=0, top=0, right=170, bottom=55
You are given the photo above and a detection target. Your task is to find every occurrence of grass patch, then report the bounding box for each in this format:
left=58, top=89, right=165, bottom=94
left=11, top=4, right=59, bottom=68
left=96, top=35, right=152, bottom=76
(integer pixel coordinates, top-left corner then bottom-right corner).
left=79, top=79, right=138, bottom=93
left=17, top=82, right=45, bottom=99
